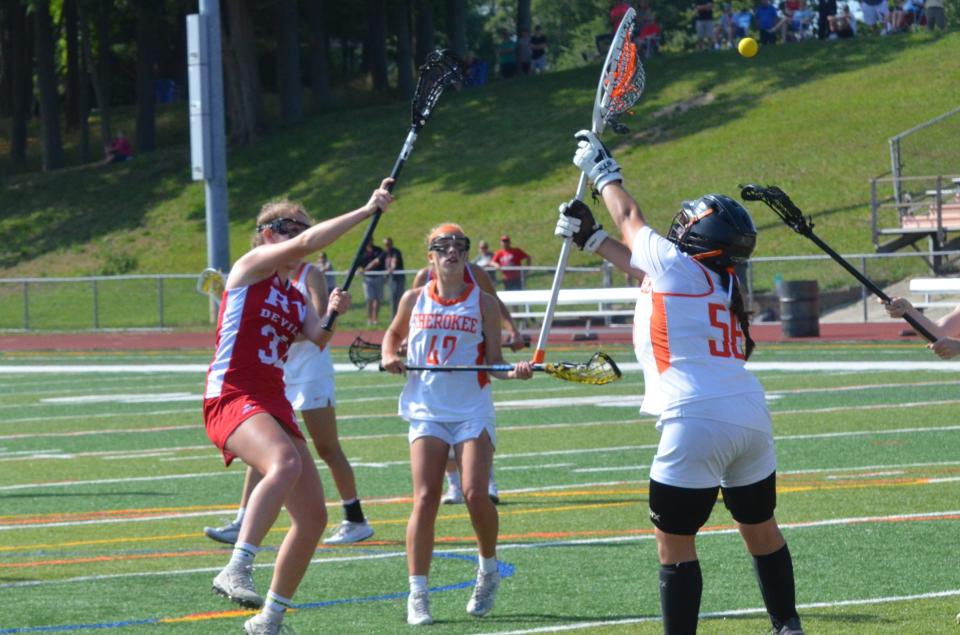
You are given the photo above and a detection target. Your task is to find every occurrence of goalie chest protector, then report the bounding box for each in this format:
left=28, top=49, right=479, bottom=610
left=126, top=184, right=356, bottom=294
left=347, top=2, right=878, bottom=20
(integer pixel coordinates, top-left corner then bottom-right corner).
left=399, top=280, right=494, bottom=422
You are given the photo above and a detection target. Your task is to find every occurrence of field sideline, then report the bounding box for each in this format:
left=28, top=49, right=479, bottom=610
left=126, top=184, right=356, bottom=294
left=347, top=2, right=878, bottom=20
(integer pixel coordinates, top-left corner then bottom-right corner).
left=1, top=342, right=959, bottom=634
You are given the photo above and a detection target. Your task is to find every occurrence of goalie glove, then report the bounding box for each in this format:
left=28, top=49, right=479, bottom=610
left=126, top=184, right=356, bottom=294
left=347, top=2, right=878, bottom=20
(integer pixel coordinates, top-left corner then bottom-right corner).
left=573, top=130, right=622, bottom=193
left=555, top=199, right=608, bottom=253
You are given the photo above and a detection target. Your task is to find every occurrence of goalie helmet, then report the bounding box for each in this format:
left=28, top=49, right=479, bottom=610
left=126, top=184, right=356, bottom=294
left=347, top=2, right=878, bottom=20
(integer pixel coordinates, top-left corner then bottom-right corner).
left=666, top=194, right=757, bottom=266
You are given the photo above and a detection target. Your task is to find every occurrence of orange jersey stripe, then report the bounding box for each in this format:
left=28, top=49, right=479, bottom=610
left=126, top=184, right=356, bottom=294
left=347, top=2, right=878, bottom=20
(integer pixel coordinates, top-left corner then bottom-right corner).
left=650, top=292, right=671, bottom=374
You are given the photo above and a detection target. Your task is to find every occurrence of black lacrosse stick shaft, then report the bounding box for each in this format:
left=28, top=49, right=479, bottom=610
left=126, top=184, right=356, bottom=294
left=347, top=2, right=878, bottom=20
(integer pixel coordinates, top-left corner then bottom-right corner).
left=744, top=185, right=938, bottom=343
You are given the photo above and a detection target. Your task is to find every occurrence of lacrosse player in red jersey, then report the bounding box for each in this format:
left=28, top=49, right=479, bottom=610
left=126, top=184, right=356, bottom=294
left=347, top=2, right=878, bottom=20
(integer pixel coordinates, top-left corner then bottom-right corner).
left=554, top=131, right=804, bottom=635
left=203, top=180, right=393, bottom=635
left=882, top=298, right=960, bottom=359
left=382, top=223, right=533, bottom=626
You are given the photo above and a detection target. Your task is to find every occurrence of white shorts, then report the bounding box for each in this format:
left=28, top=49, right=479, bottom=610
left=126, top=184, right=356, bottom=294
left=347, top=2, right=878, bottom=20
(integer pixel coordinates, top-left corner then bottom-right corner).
left=650, top=418, right=776, bottom=489
left=408, top=418, right=496, bottom=448
left=284, top=376, right=335, bottom=411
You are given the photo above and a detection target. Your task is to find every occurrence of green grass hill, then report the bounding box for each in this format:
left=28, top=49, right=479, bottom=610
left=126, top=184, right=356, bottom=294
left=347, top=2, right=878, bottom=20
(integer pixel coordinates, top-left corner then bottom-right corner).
left=3, top=31, right=959, bottom=294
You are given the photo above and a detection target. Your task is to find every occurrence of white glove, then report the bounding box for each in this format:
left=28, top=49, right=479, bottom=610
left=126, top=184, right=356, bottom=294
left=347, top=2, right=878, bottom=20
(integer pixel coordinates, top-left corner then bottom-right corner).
left=573, top=130, right=622, bottom=193
left=555, top=199, right=609, bottom=253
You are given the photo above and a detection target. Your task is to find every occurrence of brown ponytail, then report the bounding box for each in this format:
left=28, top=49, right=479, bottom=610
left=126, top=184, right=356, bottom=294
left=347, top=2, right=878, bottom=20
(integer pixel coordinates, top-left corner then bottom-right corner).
left=721, top=267, right=755, bottom=360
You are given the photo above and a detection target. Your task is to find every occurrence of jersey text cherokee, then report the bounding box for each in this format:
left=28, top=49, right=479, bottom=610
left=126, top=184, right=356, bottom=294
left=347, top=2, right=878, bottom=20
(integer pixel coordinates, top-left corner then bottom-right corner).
left=410, top=312, right=479, bottom=333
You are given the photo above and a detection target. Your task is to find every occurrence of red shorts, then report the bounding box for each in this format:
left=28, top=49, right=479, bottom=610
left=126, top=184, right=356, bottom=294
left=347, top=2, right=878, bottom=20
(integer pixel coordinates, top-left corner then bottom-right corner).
left=203, top=392, right=303, bottom=466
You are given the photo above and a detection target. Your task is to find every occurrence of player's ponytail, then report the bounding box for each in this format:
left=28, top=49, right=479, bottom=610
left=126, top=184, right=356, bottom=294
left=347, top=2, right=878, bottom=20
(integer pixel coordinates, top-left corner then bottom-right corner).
left=719, top=266, right=755, bottom=360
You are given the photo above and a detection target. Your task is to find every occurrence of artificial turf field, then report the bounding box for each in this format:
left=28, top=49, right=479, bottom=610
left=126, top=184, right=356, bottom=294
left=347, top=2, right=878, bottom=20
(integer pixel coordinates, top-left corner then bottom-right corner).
left=1, top=341, right=959, bottom=634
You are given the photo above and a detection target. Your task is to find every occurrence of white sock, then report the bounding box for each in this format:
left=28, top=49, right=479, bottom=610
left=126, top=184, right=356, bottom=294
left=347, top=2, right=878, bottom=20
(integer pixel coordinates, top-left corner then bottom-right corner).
left=234, top=507, right=246, bottom=524
left=409, top=575, right=428, bottom=593
left=479, top=556, right=497, bottom=574
left=447, top=469, right=462, bottom=490
left=228, top=541, right=259, bottom=568
left=264, top=590, right=293, bottom=621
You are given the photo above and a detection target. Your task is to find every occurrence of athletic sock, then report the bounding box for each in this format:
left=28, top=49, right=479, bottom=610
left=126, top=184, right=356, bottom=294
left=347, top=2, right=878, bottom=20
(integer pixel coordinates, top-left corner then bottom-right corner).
left=447, top=469, right=462, bottom=491
left=659, top=560, right=703, bottom=635
left=752, top=544, right=799, bottom=629
left=409, top=575, right=428, bottom=594
left=228, top=541, right=259, bottom=568
left=342, top=498, right=366, bottom=524
left=479, top=555, right=497, bottom=574
left=263, top=590, right=293, bottom=622
left=233, top=507, right=246, bottom=525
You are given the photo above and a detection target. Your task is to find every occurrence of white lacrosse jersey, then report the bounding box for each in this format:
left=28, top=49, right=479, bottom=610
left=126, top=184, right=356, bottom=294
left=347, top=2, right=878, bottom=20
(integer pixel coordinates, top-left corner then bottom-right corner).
left=283, top=262, right=334, bottom=386
left=399, top=280, right=494, bottom=422
left=631, top=226, right=767, bottom=429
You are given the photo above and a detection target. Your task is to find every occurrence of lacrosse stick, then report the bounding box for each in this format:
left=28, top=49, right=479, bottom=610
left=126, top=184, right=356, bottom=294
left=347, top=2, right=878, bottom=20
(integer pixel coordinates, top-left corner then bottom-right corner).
left=321, top=50, right=463, bottom=331
left=196, top=268, right=226, bottom=306
left=533, top=7, right=646, bottom=363
left=348, top=336, right=528, bottom=369
left=739, top=183, right=937, bottom=343
left=355, top=342, right=622, bottom=385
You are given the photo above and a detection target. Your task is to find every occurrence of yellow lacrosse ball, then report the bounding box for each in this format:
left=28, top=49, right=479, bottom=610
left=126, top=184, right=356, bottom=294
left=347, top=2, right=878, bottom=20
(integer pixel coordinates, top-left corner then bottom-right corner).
left=738, top=37, right=758, bottom=58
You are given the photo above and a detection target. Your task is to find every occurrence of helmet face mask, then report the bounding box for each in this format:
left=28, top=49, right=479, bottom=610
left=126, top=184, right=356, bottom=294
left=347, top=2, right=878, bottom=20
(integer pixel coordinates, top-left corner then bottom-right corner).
left=667, top=194, right=757, bottom=268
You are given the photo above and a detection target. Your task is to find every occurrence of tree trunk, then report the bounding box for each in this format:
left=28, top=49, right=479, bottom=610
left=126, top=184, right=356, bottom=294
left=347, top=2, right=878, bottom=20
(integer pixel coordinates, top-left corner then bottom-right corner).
left=79, top=0, right=107, bottom=159
left=366, top=0, right=389, bottom=92
left=9, top=0, right=32, bottom=171
left=516, top=0, right=532, bottom=33
left=275, top=0, right=303, bottom=123
left=33, top=0, right=66, bottom=171
left=135, top=0, right=160, bottom=152
left=413, top=0, right=434, bottom=66
left=64, top=0, right=80, bottom=129
left=306, top=0, right=331, bottom=108
left=223, top=0, right=266, bottom=145
left=445, top=0, right=466, bottom=58
left=95, top=0, right=113, bottom=148
left=392, top=0, right=413, bottom=99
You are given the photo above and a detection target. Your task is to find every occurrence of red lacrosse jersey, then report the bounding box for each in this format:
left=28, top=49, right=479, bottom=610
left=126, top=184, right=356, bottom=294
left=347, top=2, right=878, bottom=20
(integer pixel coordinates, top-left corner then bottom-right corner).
left=203, top=274, right=308, bottom=464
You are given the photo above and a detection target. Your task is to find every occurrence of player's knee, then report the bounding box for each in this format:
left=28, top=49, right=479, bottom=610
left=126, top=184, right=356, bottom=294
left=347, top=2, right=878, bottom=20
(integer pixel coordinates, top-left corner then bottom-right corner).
left=648, top=479, right=719, bottom=535
left=722, top=471, right=777, bottom=524
left=271, top=448, right=303, bottom=483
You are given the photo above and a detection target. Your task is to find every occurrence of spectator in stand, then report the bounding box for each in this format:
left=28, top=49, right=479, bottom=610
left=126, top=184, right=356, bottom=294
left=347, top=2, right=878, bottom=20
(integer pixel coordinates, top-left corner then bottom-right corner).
left=755, top=0, right=781, bottom=44
left=530, top=25, right=548, bottom=74
left=860, top=0, right=890, bottom=30
left=828, top=5, right=856, bottom=37
left=769, top=0, right=805, bottom=42
left=882, top=299, right=960, bottom=359
left=463, top=51, right=488, bottom=88
left=316, top=252, right=336, bottom=291
left=497, top=29, right=517, bottom=79
left=694, top=0, right=716, bottom=49
left=103, top=130, right=132, bottom=164
left=887, top=0, right=909, bottom=31
left=517, top=27, right=532, bottom=75
left=383, top=236, right=406, bottom=318
left=818, top=0, right=838, bottom=39
left=492, top=234, right=531, bottom=291
left=716, top=4, right=738, bottom=48
left=925, top=0, right=947, bottom=30
left=360, top=239, right=386, bottom=326
left=473, top=239, right=497, bottom=285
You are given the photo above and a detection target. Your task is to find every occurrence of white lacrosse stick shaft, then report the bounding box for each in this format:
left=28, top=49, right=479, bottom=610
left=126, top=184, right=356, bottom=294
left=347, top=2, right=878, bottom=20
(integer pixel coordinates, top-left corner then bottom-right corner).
left=533, top=8, right=635, bottom=363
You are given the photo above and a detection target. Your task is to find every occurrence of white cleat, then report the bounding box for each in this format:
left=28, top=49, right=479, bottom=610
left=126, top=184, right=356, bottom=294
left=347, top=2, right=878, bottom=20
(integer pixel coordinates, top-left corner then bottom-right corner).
left=406, top=589, right=433, bottom=625
left=323, top=520, right=375, bottom=545
left=203, top=519, right=241, bottom=545
left=244, top=611, right=295, bottom=634
left=466, top=569, right=500, bottom=617
left=441, top=485, right=464, bottom=505
left=212, top=563, right=263, bottom=608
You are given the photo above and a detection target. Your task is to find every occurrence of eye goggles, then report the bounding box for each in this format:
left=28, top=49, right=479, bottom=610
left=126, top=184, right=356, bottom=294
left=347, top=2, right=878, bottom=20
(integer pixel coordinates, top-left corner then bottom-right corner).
left=257, top=217, right=311, bottom=237
left=428, top=235, right=471, bottom=254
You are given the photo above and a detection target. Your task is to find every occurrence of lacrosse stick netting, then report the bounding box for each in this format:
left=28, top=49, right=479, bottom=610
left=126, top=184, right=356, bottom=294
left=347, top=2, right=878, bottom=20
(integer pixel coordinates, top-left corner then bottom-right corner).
left=196, top=268, right=226, bottom=305
left=349, top=336, right=383, bottom=369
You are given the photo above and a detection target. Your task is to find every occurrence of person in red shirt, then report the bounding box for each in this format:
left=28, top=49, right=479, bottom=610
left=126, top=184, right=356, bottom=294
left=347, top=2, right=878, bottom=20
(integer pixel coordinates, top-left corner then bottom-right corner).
left=103, top=130, right=132, bottom=164
left=491, top=235, right=531, bottom=291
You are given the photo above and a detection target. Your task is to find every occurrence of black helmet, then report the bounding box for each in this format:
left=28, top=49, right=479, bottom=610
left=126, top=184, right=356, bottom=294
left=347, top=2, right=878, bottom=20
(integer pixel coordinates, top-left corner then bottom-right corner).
left=666, top=194, right=757, bottom=267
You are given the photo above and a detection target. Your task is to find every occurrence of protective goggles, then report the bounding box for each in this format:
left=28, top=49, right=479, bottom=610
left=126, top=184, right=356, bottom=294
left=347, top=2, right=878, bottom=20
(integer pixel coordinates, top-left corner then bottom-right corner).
left=257, top=217, right=311, bottom=237
left=428, top=235, right=470, bottom=254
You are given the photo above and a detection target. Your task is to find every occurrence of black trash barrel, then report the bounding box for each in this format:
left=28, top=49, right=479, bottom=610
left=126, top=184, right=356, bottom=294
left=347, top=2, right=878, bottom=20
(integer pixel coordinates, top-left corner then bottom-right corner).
left=780, top=280, right=820, bottom=337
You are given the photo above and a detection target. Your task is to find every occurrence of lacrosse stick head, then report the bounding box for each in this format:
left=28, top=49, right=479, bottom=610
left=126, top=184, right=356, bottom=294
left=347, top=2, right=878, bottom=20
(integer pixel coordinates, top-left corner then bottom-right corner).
left=411, top=49, right=464, bottom=132
left=596, top=8, right=646, bottom=135
left=196, top=268, right=225, bottom=303
left=739, top=183, right=814, bottom=235
left=544, top=352, right=622, bottom=385
left=348, top=336, right=383, bottom=369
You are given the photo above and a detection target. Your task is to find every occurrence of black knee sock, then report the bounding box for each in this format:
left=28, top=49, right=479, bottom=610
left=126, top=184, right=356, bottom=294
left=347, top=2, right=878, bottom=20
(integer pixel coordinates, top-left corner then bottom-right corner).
left=343, top=499, right=365, bottom=524
left=752, top=544, right=799, bottom=629
left=659, top=560, right=702, bottom=635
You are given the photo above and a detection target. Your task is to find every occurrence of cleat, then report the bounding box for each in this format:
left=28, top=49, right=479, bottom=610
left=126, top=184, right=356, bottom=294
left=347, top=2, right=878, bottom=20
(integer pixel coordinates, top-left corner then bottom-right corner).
left=204, top=519, right=241, bottom=545
left=244, top=611, right=297, bottom=634
left=323, top=520, right=374, bottom=545
left=212, top=564, right=263, bottom=608
left=441, top=485, right=464, bottom=504
left=770, top=617, right=805, bottom=635
left=466, top=568, right=500, bottom=617
left=406, top=589, right=433, bottom=625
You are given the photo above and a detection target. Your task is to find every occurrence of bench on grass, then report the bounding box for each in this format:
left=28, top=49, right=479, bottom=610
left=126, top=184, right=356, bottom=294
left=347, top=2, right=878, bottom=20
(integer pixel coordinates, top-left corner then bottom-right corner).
left=908, top=277, right=960, bottom=310
left=497, top=287, right=641, bottom=322
left=899, top=202, right=960, bottom=230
